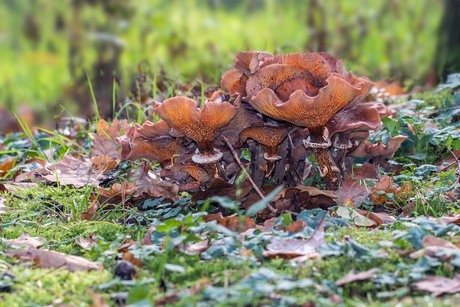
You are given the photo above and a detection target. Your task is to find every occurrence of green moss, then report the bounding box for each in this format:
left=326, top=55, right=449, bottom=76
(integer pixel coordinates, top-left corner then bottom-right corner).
left=1, top=267, right=112, bottom=306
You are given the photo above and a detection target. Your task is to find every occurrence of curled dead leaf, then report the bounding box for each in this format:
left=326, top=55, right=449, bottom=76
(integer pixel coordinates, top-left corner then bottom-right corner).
left=6, top=248, right=102, bottom=272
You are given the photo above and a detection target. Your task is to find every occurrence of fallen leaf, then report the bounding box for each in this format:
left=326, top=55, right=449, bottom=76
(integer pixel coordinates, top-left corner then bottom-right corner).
left=438, top=214, right=460, bottom=225
left=91, top=154, right=118, bottom=171
left=203, top=212, right=224, bottom=223
left=143, top=224, right=156, bottom=245
left=338, top=176, right=369, bottom=206
left=5, top=248, right=102, bottom=272
left=410, top=235, right=459, bottom=260
left=412, top=275, right=460, bottom=296
left=4, top=233, right=46, bottom=248
left=0, top=197, right=7, bottom=213
left=370, top=175, right=412, bottom=207
left=91, top=119, right=131, bottom=159
left=263, top=213, right=326, bottom=259
left=185, top=240, right=209, bottom=254
left=219, top=214, right=256, bottom=232
left=287, top=220, right=307, bottom=233
left=352, top=162, right=379, bottom=180
left=81, top=199, right=99, bottom=221
left=336, top=206, right=377, bottom=227
left=75, top=234, right=99, bottom=251
left=355, top=210, right=396, bottom=225
left=336, top=268, right=379, bottom=286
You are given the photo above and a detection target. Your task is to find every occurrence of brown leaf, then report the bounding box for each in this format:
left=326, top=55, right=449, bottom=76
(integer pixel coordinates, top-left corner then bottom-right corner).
left=143, top=224, right=156, bottom=245
left=6, top=248, right=102, bottom=272
left=219, top=214, right=256, bottom=232
left=351, top=162, right=379, bottom=180
left=336, top=268, right=379, bottom=286
left=370, top=175, right=411, bottom=207
left=203, top=212, right=224, bottom=223
left=263, top=214, right=325, bottom=259
left=438, top=214, right=460, bottom=225
left=412, top=275, right=460, bottom=296
left=81, top=199, right=99, bottom=221
left=355, top=210, right=396, bottom=225
left=287, top=220, right=307, bottom=233
left=18, top=156, right=107, bottom=188
left=4, top=233, right=46, bottom=248
left=91, top=155, right=118, bottom=171
left=410, top=235, right=459, bottom=260
left=338, top=176, right=369, bottom=206
left=75, top=234, right=99, bottom=251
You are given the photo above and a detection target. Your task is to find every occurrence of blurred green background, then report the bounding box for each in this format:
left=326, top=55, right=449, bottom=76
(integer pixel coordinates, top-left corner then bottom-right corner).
left=0, top=0, right=447, bottom=119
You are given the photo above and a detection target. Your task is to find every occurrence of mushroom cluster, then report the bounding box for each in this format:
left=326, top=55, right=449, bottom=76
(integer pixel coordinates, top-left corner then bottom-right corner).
left=119, top=51, right=404, bottom=198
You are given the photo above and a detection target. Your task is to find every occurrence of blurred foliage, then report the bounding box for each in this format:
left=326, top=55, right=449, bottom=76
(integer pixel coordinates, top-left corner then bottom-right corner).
left=0, top=0, right=442, bottom=114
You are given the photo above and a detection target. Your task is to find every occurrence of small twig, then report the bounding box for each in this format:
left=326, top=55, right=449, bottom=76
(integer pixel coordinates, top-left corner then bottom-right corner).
left=223, top=137, right=276, bottom=213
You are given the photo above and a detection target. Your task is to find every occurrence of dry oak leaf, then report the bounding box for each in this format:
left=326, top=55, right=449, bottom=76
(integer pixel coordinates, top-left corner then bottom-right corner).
left=90, top=119, right=131, bottom=159
left=4, top=233, right=46, bottom=249
left=44, top=156, right=106, bottom=188
left=412, top=275, right=460, bottom=296
left=370, top=175, right=412, bottom=207
left=91, top=154, right=118, bottom=171
left=338, top=176, right=369, bottom=206
left=263, top=214, right=325, bottom=259
left=355, top=210, right=396, bottom=225
left=6, top=248, right=102, bottom=272
left=336, top=268, right=379, bottom=286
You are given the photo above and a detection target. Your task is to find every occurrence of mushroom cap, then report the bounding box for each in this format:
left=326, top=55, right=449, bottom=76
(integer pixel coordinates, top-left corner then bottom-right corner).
left=259, top=52, right=334, bottom=84
left=123, top=135, right=179, bottom=163
left=234, top=50, right=273, bottom=74
left=249, top=75, right=368, bottom=128
left=348, top=135, right=408, bottom=159
left=220, top=69, right=248, bottom=97
left=135, top=119, right=172, bottom=138
left=240, top=125, right=291, bottom=147
left=154, top=96, right=239, bottom=144
left=327, top=102, right=391, bottom=137
left=245, top=64, right=316, bottom=100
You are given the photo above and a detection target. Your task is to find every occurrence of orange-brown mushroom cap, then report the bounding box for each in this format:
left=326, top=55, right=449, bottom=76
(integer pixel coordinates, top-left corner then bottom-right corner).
left=249, top=75, right=367, bottom=129
left=240, top=125, right=292, bottom=160
left=154, top=96, right=239, bottom=164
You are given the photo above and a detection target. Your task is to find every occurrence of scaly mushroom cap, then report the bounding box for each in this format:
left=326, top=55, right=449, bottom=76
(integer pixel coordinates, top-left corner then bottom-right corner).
left=240, top=125, right=292, bottom=160
left=249, top=75, right=368, bottom=129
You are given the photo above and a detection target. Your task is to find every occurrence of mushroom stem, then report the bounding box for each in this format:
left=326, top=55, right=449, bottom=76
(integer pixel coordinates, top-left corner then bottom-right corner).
left=303, top=126, right=341, bottom=188
left=315, top=148, right=341, bottom=188
left=331, top=132, right=353, bottom=177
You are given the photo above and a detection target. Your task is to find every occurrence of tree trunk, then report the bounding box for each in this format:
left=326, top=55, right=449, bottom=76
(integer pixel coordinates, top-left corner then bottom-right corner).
left=434, top=0, right=460, bottom=80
